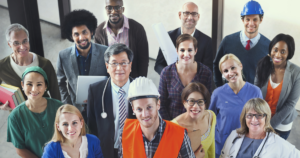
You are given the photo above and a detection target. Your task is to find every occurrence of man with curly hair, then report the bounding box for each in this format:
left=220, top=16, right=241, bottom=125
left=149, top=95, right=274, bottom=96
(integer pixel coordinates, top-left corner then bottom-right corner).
left=95, top=0, right=149, bottom=78
left=56, top=9, right=109, bottom=117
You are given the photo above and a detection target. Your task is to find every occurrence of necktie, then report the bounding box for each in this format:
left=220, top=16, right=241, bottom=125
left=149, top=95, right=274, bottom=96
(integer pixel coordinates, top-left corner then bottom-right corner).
left=118, top=88, right=126, bottom=130
left=245, top=40, right=251, bottom=50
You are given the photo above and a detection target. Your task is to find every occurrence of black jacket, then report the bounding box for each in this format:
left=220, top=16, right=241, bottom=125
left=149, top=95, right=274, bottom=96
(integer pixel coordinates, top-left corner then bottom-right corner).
left=154, top=27, right=213, bottom=74
left=87, top=78, right=136, bottom=158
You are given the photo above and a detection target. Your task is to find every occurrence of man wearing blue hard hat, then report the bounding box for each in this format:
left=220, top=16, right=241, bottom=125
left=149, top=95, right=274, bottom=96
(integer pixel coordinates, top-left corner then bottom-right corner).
left=213, top=0, right=270, bottom=87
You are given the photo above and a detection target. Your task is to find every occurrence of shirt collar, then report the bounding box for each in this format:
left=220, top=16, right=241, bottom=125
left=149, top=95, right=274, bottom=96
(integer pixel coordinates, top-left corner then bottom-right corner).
left=111, top=78, right=130, bottom=94
left=240, top=30, right=261, bottom=44
left=75, top=44, right=93, bottom=57
left=181, top=27, right=196, bottom=36
left=103, top=15, right=130, bottom=30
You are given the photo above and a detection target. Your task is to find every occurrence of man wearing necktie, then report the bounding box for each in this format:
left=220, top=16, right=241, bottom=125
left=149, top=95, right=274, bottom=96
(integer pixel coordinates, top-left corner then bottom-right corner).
left=213, top=0, right=270, bottom=87
left=87, top=43, right=136, bottom=158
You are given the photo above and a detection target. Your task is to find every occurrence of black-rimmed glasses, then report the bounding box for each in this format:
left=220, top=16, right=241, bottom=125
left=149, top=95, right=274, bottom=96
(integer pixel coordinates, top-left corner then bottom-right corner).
left=246, top=113, right=266, bottom=120
left=186, top=99, right=206, bottom=106
left=182, top=12, right=198, bottom=17
left=105, top=6, right=123, bottom=12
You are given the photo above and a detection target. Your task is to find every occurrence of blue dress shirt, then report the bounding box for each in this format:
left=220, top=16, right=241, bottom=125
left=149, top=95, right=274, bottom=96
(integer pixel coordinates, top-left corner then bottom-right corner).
left=75, top=44, right=92, bottom=75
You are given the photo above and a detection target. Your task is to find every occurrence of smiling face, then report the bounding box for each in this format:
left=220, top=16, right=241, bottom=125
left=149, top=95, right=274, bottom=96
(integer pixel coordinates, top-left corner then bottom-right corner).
left=21, top=72, right=47, bottom=100
left=132, top=98, right=160, bottom=129
left=220, top=59, right=243, bottom=83
left=246, top=109, right=266, bottom=134
left=177, top=40, right=197, bottom=65
left=184, top=92, right=205, bottom=119
left=57, top=113, right=83, bottom=141
left=72, top=25, right=92, bottom=50
left=242, top=14, right=262, bottom=37
left=106, top=51, right=132, bottom=86
left=270, top=41, right=289, bottom=67
left=105, top=0, right=124, bottom=25
left=8, top=30, right=30, bottom=58
left=179, top=3, right=199, bottom=29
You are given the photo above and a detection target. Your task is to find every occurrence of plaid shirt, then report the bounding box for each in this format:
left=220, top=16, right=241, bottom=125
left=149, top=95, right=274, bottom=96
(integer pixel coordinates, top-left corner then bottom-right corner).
left=159, top=62, right=212, bottom=120
left=75, top=44, right=92, bottom=75
left=118, top=116, right=195, bottom=158
left=104, top=15, right=129, bottom=47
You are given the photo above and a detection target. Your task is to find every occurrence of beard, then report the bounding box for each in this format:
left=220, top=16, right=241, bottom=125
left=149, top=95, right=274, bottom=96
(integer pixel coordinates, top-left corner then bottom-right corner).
left=109, top=14, right=122, bottom=24
left=77, top=40, right=91, bottom=50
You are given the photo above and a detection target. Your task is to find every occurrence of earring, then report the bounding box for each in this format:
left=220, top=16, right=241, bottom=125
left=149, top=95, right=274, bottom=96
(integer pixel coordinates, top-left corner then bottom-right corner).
left=132, top=112, right=135, bottom=115
left=176, top=57, right=178, bottom=64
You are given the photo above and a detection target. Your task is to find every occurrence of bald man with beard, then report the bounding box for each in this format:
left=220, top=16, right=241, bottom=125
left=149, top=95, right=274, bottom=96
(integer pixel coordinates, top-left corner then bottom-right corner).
left=155, top=2, right=213, bottom=74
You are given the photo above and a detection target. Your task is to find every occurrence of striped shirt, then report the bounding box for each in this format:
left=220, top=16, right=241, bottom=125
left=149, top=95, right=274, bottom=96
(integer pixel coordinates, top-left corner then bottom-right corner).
left=118, top=116, right=195, bottom=158
left=104, top=15, right=129, bottom=47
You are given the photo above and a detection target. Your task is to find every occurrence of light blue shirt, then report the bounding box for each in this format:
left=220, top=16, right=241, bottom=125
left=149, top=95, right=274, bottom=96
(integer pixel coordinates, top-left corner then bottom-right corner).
left=240, top=31, right=261, bottom=49
left=111, top=79, right=130, bottom=149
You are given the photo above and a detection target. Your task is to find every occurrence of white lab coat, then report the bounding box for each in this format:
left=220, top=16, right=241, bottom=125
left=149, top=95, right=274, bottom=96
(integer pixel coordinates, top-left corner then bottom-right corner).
left=220, top=130, right=300, bottom=158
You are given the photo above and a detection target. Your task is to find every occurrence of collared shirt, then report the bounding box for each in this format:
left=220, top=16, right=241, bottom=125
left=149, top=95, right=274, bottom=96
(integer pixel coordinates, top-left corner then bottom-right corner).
left=181, top=27, right=196, bottom=36
left=118, top=116, right=195, bottom=158
left=111, top=79, right=130, bottom=149
left=75, top=44, right=92, bottom=75
left=240, top=31, right=261, bottom=49
left=104, top=15, right=129, bottom=47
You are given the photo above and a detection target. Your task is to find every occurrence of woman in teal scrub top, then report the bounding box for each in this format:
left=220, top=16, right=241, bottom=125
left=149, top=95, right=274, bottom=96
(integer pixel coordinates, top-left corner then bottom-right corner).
left=7, top=66, right=63, bottom=158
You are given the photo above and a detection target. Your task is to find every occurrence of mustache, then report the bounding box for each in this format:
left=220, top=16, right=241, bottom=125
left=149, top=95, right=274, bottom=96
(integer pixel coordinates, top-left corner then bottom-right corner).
left=109, top=14, right=120, bottom=18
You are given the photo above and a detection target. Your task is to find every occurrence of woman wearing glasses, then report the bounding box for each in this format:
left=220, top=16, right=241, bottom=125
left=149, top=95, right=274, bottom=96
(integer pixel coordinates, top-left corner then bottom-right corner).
left=172, top=82, right=216, bottom=158
left=209, top=54, right=263, bottom=158
left=255, top=34, right=300, bottom=140
left=220, top=98, right=300, bottom=158
left=0, top=24, right=60, bottom=110
left=159, top=34, right=212, bottom=120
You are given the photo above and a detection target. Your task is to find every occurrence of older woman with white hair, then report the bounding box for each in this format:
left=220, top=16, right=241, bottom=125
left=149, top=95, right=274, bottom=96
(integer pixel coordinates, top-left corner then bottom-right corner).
left=220, top=98, right=300, bottom=158
left=0, top=23, right=60, bottom=110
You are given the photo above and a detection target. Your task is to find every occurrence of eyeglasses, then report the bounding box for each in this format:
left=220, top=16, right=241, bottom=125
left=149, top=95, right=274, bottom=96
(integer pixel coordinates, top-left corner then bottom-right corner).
left=186, top=99, right=206, bottom=106
left=105, top=6, right=123, bottom=12
left=182, top=12, right=199, bottom=17
left=108, top=62, right=130, bottom=67
left=246, top=113, right=266, bottom=120
left=9, top=39, right=29, bottom=47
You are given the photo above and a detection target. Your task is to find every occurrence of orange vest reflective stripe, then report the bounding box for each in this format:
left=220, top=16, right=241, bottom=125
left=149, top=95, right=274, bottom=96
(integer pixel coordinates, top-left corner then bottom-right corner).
left=122, top=119, right=185, bottom=158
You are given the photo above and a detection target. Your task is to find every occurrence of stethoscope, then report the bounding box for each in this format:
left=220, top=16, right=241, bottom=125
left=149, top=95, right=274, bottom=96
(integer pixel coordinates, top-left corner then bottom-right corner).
left=232, top=132, right=270, bottom=158
left=101, top=76, right=133, bottom=119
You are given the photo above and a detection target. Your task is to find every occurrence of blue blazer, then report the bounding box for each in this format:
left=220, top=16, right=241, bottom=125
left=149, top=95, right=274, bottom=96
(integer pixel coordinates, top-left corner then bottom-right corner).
left=42, top=134, right=104, bottom=158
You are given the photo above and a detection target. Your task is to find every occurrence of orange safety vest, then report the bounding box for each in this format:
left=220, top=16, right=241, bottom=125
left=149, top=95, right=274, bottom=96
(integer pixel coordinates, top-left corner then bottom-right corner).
left=122, top=119, right=185, bottom=158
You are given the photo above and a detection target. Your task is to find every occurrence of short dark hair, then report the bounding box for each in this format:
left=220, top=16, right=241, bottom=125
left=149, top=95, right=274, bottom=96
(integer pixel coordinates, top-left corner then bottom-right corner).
left=176, top=34, right=198, bottom=50
left=62, top=9, right=97, bottom=42
left=241, top=14, right=264, bottom=20
left=104, top=43, right=134, bottom=63
left=181, top=82, right=211, bottom=109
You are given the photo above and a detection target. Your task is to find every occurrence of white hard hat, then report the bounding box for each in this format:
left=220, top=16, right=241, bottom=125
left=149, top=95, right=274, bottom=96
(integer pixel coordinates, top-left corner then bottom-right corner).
left=127, top=77, right=160, bottom=102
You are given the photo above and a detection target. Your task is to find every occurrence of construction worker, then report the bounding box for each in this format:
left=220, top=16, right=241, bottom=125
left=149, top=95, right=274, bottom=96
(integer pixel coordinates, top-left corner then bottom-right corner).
left=118, top=77, right=205, bottom=158
left=213, top=0, right=270, bottom=87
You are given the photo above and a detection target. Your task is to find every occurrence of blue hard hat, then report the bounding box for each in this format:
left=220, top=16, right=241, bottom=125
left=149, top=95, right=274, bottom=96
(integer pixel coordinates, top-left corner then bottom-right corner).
left=241, top=0, right=264, bottom=16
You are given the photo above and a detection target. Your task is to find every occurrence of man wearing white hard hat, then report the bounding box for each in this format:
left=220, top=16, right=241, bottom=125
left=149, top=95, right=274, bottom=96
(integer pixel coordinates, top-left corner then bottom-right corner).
left=118, top=77, right=204, bottom=158
left=213, top=0, right=270, bottom=87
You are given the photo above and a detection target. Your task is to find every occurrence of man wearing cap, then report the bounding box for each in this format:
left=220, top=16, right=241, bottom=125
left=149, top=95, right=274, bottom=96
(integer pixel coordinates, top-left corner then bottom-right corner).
left=56, top=10, right=108, bottom=115
left=213, top=0, right=270, bottom=87
left=87, top=43, right=136, bottom=158
left=118, top=77, right=205, bottom=158
left=155, top=2, right=213, bottom=74
left=95, top=0, right=149, bottom=78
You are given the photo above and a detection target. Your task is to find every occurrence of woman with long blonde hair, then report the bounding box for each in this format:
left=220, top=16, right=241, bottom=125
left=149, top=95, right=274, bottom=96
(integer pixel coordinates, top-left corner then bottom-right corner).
left=42, top=104, right=103, bottom=158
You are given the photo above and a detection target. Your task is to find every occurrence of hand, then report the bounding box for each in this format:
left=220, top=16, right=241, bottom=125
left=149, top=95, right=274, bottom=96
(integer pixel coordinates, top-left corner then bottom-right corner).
left=194, top=144, right=205, bottom=158
left=0, top=101, right=13, bottom=111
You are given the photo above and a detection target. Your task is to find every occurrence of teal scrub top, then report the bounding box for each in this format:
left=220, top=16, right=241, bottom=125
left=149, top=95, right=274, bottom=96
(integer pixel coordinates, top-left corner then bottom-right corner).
left=7, top=97, right=63, bottom=157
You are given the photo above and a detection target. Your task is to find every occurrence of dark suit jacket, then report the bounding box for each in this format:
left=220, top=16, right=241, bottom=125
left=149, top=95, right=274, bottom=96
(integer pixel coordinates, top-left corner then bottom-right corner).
left=87, top=78, right=136, bottom=158
left=154, top=27, right=213, bottom=74
left=95, top=18, right=149, bottom=78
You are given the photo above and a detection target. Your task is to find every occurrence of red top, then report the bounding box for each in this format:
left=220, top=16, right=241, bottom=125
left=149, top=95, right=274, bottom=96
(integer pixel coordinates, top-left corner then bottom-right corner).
left=122, top=119, right=185, bottom=158
left=265, top=79, right=283, bottom=117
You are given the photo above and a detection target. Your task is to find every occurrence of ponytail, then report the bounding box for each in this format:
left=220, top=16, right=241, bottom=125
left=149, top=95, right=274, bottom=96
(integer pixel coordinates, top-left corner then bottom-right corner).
left=256, top=55, right=273, bottom=88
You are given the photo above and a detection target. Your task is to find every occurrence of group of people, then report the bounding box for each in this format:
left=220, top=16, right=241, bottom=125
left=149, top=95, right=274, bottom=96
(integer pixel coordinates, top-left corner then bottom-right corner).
left=0, top=0, right=300, bottom=157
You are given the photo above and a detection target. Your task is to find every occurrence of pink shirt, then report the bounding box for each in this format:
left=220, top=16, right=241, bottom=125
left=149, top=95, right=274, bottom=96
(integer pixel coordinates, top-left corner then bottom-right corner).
left=104, top=15, right=129, bottom=47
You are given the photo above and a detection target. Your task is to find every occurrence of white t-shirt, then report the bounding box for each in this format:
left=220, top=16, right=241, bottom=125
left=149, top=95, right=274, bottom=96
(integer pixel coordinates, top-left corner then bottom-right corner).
left=62, top=135, right=88, bottom=158
left=10, top=52, right=39, bottom=78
